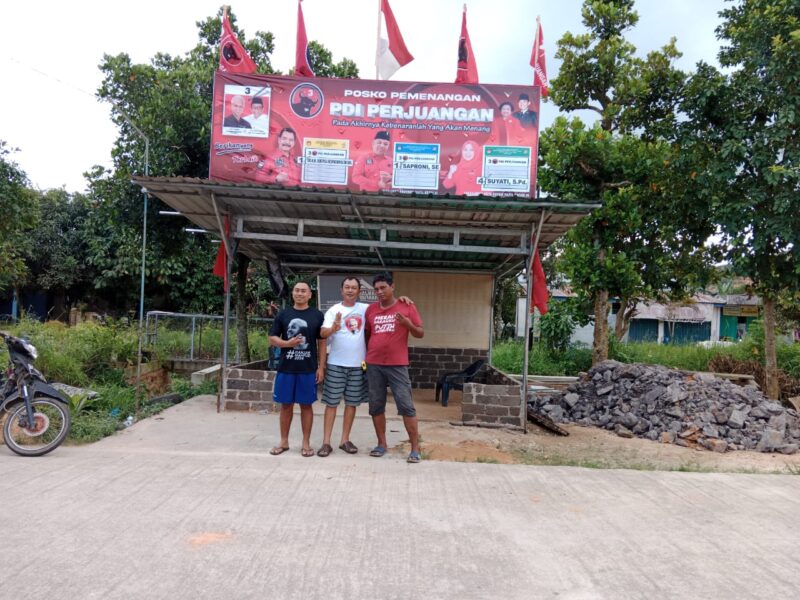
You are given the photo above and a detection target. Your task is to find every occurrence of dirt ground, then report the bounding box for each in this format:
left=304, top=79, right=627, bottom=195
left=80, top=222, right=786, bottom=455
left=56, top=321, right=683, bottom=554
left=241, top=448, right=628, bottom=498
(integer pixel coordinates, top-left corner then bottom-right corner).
left=400, top=421, right=800, bottom=474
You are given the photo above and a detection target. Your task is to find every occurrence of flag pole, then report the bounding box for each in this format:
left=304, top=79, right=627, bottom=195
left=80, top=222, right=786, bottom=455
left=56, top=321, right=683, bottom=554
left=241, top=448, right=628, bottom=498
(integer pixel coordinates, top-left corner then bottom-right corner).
left=521, top=209, right=548, bottom=432
left=375, top=0, right=382, bottom=79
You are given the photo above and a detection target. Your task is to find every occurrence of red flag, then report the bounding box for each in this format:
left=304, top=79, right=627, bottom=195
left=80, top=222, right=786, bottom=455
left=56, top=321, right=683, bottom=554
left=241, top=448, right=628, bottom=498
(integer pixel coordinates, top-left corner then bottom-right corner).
left=530, top=249, right=549, bottom=315
left=455, top=5, right=479, bottom=84
left=376, top=0, right=414, bottom=79
left=212, top=215, right=231, bottom=292
left=530, top=17, right=549, bottom=97
left=219, top=8, right=257, bottom=73
left=295, top=0, right=315, bottom=77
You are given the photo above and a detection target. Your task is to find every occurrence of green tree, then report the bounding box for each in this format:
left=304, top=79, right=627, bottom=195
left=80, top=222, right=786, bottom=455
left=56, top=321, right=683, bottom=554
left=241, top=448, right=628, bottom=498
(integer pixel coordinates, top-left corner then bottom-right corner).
left=541, top=0, right=715, bottom=365
left=24, top=189, right=94, bottom=319
left=678, top=0, right=800, bottom=398
left=0, top=141, right=38, bottom=294
left=304, top=41, right=359, bottom=78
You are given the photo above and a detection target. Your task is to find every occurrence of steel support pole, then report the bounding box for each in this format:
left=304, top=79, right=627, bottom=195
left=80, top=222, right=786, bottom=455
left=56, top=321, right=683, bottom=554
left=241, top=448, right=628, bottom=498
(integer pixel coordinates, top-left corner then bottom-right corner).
left=219, top=239, right=238, bottom=413
left=520, top=209, right=548, bottom=432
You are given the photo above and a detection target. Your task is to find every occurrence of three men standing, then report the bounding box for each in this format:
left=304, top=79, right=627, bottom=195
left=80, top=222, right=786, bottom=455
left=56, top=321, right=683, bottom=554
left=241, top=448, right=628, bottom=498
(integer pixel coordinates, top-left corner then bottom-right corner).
left=269, top=274, right=424, bottom=463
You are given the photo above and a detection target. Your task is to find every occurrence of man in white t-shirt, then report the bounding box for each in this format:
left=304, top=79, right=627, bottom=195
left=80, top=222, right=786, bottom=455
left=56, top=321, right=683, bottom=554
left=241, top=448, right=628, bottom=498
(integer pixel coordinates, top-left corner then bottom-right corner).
left=316, top=276, right=412, bottom=457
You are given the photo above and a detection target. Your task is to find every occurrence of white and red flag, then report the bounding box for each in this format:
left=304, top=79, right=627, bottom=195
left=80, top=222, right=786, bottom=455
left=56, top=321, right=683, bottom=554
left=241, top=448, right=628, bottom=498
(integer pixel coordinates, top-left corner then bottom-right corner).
left=218, top=7, right=257, bottom=73
left=530, top=249, right=549, bottom=315
left=455, top=4, right=479, bottom=84
left=530, top=16, right=549, bottom=97
left=295, top=0, right=315, bottom=77
left=375, top=0, right=414, bottom=80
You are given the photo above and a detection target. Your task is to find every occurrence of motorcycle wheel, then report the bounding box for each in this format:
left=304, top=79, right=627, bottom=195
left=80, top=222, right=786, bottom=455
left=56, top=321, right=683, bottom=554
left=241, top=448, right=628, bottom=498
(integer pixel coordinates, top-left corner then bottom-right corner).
left=3, top=397, right=71, bottom=457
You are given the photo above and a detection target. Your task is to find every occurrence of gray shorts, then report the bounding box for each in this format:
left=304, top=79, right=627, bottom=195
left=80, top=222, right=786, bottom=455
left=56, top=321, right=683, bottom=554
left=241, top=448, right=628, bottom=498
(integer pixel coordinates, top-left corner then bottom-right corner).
left=366, top=365, right=416, bottom=418
left=322, top=364, right=367, bottom=407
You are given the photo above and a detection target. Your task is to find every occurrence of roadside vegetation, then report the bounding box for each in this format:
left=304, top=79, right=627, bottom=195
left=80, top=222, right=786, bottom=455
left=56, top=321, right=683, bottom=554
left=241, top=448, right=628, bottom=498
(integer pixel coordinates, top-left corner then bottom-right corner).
left=492, top=319, right=800, bottom=383
left=1, top=320, right=223, bottom=443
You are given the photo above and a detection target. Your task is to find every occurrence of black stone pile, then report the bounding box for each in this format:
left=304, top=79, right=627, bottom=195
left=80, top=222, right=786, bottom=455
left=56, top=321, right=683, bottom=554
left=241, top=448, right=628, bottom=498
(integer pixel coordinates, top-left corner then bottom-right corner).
left=532, top=360, right=800, bottom=454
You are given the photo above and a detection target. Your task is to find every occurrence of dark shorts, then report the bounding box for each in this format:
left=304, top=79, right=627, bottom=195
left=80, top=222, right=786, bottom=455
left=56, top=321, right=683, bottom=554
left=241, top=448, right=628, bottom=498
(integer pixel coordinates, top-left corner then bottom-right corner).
left=366, top=365, right=416, bottom=417
left=322, top=364, right=367, bottom=407
left=273, top=372, right=317, bottom=405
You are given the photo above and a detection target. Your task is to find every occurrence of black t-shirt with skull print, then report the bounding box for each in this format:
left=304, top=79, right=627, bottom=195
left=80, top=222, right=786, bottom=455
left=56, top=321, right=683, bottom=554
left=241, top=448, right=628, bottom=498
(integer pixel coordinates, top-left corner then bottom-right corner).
left=269, top=306, right=324, bottom=373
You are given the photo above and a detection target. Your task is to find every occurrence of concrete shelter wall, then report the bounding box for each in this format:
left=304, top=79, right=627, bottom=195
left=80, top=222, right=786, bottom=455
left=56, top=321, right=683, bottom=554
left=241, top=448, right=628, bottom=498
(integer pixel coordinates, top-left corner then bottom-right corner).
left=393, top=271, right=492, bottom=350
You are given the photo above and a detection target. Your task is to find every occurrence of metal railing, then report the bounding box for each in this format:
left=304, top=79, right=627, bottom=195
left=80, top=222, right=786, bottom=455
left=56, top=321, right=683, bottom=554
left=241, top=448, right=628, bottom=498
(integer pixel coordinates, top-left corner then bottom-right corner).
left=144, top=310, right=273, bottom=362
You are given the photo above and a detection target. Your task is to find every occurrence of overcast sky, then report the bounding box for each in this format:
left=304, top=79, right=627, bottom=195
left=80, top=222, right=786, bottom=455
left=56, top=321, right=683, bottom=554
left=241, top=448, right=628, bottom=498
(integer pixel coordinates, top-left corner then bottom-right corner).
left=2, top=0, right=728, bottom=192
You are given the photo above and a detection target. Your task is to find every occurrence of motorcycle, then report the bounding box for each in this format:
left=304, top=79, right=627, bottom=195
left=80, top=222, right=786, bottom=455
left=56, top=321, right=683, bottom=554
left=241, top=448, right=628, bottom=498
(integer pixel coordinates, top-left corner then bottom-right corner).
left=1, top=332, right=71, bottom=456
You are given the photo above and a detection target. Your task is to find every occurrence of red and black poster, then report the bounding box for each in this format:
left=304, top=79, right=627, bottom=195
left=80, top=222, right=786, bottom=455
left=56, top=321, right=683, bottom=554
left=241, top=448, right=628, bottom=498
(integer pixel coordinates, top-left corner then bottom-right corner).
left=210, top=72, right=540, bottom=198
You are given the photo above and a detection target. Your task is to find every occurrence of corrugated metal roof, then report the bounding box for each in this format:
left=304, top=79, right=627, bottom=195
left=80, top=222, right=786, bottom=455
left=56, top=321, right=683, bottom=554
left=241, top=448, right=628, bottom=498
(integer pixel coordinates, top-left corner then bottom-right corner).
left=133, top=177, right=598, bottom=273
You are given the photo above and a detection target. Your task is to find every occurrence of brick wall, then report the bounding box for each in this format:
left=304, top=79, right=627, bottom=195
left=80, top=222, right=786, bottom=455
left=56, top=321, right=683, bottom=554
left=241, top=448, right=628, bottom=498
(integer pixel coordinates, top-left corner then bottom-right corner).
left=223, top=360, right=276, bottom=411
left=407, top=347, right=487, bottom=389
left=462, top=382, right=524, bottom=429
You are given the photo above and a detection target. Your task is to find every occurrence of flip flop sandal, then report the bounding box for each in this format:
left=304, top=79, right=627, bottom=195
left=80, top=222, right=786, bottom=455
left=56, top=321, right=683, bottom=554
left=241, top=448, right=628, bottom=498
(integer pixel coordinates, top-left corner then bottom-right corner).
left=339, top=441, right=358, bottom=454
left=407, top=451, right=421, bottom=464
left=369, top=446, right=387, bottom=457
left=317, top=444, right=333, bottom=457
left=270, top=446, right=290, bottom=456
left=301, top=448, right=315, bottom=457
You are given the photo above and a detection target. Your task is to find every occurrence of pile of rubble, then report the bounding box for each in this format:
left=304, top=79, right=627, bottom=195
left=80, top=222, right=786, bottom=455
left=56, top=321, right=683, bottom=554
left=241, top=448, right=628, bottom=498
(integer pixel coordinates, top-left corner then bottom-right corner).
left=532, top=360, right=800, bottom=454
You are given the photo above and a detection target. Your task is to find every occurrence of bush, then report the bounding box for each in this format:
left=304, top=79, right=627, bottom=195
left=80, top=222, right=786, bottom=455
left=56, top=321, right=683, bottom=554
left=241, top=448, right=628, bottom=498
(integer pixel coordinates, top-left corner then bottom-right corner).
left=490, top=340, right=592, bottom=376
left=69, top=413, right=120, bottom=443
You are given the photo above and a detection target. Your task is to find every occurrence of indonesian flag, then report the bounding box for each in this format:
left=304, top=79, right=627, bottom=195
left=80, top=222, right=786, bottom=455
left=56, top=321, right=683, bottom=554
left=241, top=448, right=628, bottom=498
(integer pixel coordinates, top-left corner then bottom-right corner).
left=530, top=17, right=549, bottom=97
left=219, top=8, right=257, bottom=73
left=376, top=0, right=414, bottom=80
left=455, top=5, right=479, bottom=84
left=530, top=249, right=549, bottom=315
left=212, top=215, right=231, bottom=292
left=295, top=0, right=315, bottom=77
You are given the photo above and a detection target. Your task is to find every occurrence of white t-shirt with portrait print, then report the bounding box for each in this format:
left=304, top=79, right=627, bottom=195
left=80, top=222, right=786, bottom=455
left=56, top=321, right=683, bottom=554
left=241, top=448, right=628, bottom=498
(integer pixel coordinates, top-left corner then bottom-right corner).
left=323, top=302, right=368, bottom=367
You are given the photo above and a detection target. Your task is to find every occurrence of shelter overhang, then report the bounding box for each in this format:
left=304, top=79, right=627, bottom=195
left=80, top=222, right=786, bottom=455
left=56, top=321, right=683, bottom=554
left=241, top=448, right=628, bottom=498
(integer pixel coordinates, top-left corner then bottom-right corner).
left=132, top=177, right=598, bottom=274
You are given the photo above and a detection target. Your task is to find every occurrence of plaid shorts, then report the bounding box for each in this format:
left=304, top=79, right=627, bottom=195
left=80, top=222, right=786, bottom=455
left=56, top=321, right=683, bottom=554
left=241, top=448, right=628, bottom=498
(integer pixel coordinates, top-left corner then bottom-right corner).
left=321, top=364, right=368, bottom=407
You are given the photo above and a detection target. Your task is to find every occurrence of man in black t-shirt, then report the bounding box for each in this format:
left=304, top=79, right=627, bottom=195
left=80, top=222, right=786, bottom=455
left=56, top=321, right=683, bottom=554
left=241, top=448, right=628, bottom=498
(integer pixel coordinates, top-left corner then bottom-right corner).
left=268, top=281, right=326, bottom=457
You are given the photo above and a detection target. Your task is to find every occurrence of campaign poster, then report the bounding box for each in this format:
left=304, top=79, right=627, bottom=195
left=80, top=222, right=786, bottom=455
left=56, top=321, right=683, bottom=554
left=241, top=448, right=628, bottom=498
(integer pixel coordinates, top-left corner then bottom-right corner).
left=210, top=72, right=540, bottom=199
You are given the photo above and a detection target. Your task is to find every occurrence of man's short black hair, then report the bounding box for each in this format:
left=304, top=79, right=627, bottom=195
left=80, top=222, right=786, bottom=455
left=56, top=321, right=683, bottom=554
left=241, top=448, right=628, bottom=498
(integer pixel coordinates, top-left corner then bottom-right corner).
left=518, top=93, right=530, bottom=102
left=375, top=130, right=390, bottom=141
left=293, top=280, right=312, bottom=292
left=372, top=272, right=393, bottom=286
left=251, top=97, right=263, bottom=107
left=278, top=127, right=296, bottom=139
left=341, top=276, right=361, bottom=289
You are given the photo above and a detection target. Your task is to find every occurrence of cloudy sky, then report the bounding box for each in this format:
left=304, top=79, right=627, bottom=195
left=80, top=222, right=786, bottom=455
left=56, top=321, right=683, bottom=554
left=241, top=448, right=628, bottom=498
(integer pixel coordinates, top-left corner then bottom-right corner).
left=2, top=0, right=728, bottom=192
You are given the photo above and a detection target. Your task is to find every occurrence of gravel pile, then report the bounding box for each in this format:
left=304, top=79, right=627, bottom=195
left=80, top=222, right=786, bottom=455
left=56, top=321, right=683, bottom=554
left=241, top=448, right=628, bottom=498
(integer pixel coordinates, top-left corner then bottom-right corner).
left=532, top=360, right=800, bottom=454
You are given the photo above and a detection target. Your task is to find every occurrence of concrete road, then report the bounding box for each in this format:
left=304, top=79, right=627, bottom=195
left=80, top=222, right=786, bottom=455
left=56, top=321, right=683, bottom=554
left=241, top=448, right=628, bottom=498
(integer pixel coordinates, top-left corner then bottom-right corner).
left=1, top=396, right=798, bottom=600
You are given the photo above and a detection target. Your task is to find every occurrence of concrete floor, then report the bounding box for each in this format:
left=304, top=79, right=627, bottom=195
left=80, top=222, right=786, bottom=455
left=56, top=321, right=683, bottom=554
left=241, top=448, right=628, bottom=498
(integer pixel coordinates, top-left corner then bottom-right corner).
left=1, top=395, right=798, bottom=600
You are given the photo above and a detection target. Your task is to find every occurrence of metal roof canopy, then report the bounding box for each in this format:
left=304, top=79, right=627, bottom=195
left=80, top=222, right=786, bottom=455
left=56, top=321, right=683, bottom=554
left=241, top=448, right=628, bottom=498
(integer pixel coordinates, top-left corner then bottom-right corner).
left=132, top=177, right=598, bottom=275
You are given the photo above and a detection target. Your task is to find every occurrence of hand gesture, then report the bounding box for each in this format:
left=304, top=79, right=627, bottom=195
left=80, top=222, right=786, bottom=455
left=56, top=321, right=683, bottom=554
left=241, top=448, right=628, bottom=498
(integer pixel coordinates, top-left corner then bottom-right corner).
left=447, top=164, right=458, bottom=178
left=287, top=335, right=304, bottom=347
left=395, top=312, right=412, bottom=328
left=332, top=312, right=342, bottom=332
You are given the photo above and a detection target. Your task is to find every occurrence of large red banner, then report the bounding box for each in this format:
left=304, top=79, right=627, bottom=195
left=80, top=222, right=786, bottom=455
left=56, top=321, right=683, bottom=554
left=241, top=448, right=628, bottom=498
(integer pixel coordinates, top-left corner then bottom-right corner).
left=210, top=72, right=540, bottom=198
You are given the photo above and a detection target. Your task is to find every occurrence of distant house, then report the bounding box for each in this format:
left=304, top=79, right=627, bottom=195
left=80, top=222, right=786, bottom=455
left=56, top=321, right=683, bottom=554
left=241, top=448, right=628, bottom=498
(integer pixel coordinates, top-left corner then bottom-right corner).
left=516, top=289, right=762, bottom=345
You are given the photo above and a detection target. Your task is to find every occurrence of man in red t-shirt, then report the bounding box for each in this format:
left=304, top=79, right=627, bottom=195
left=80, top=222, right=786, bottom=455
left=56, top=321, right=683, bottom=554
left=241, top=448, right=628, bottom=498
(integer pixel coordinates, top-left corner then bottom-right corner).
left=364, top=272, right=425, bottom=463
left=351, top=130, right=393, bottom=192
left=255, top=127, right=300, bottom=186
